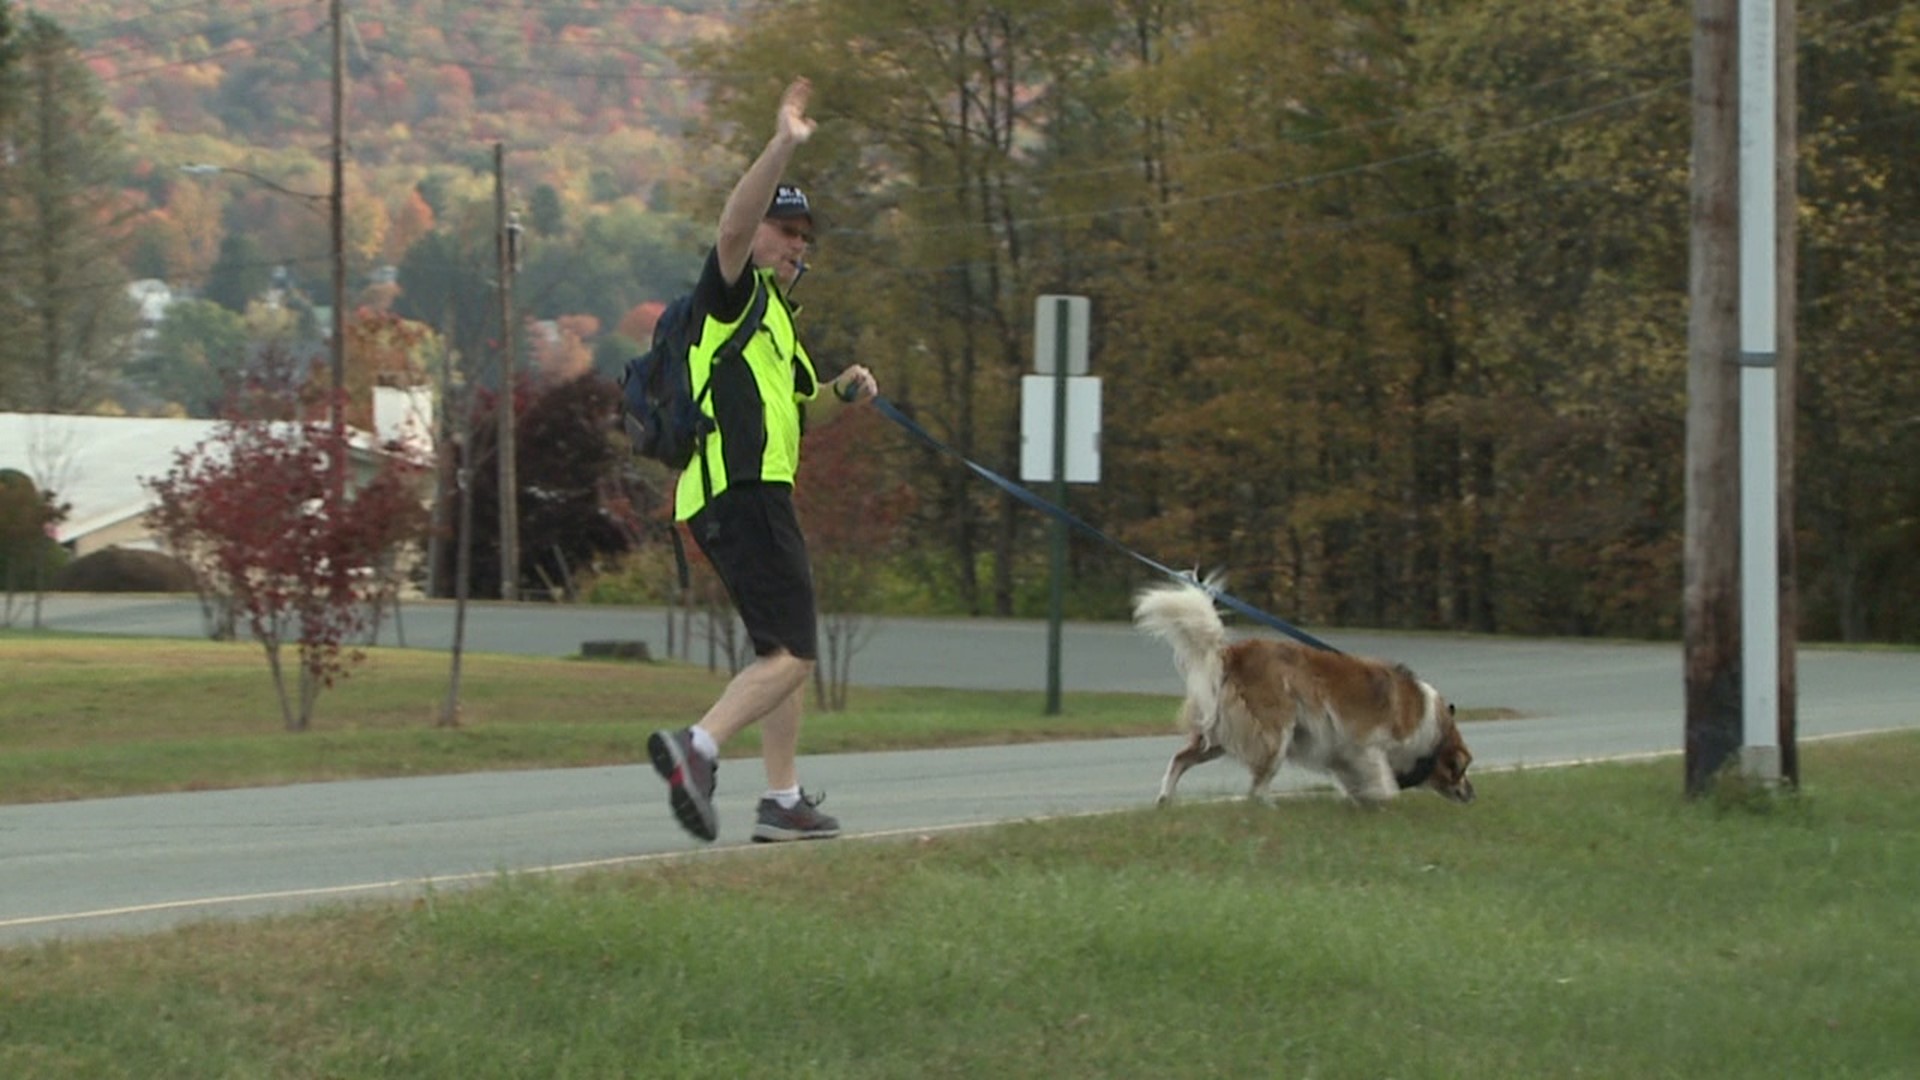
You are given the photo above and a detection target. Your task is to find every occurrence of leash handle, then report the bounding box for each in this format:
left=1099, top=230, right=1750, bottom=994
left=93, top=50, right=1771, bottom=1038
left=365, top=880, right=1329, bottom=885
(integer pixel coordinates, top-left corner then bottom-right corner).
left=870, top=395, right=1340, bottom=654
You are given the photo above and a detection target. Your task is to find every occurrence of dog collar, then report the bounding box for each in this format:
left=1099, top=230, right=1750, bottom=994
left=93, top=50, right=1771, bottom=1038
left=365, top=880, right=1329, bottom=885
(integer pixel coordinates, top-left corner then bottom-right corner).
left=1395, top=754, right=1438, bottom=790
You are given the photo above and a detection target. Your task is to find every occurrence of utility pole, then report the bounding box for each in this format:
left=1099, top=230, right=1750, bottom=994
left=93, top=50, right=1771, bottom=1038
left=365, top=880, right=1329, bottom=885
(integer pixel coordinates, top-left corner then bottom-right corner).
left=1773, top=0, right=1800, bottom=786
left=328, top=0, right=349, bottom=496
left=1737, top=0, right=1781, bottom=786
left=1736, top=0, right=1799, bottom=786
left=1684, top=0, right=1742, bottom=795
left=494, top=143, right=520, bottom=601
left=443, top=364, right=476, bottom=729
left=1686, top=0, right=1799, bottom=795
left=426, top=311, right=453, bottom=599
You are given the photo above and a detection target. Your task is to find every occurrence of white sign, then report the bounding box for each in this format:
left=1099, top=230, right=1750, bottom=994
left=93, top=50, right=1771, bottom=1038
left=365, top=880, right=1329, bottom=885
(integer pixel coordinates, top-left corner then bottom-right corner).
left=1020, top=375, right=1101, bottom=484
left=1033, top=294, right=1090, bottom=376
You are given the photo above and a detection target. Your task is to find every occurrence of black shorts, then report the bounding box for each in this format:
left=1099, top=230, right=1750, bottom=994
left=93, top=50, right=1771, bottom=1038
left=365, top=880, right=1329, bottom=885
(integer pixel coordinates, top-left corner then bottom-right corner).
left=687, top=483, right=818, bottom=661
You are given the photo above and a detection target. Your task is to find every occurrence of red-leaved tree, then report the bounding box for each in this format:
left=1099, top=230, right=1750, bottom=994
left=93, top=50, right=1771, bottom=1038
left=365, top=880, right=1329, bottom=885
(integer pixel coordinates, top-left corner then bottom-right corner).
left=146, top=418, right=429, bottom=731
left=795, top=408, right=913, bottom=710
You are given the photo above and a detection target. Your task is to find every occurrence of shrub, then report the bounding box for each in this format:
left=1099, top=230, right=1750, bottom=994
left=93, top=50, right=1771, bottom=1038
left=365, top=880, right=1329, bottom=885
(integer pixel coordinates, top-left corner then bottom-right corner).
left=53, top=547, right=199, bottom=593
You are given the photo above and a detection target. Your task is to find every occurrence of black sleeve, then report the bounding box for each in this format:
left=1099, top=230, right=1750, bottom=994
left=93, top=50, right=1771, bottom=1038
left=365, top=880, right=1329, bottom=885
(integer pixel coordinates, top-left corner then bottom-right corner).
left=691, top=247, right=756, bottom=330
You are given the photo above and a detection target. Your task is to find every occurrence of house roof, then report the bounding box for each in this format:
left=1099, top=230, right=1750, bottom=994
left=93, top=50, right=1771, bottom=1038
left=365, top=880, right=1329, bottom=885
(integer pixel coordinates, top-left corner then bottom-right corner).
left=0, top=412, right=412, bottom=547
left=0, top=413, right=226, bottom=544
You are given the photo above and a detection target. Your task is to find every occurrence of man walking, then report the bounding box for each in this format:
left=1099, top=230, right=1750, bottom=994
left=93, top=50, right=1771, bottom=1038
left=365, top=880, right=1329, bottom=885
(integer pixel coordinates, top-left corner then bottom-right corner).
left=647, top=77, right=879, bottom=844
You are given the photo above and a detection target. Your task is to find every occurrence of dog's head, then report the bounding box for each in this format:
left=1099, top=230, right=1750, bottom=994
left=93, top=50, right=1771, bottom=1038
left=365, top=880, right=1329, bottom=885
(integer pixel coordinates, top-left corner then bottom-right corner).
left=1396, top=698, right=1475, bottom=804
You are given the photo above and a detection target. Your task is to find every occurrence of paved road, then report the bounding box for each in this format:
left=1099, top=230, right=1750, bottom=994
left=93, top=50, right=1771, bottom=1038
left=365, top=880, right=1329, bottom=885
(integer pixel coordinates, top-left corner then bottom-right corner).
left=6, top=595, right=1917, bottom=947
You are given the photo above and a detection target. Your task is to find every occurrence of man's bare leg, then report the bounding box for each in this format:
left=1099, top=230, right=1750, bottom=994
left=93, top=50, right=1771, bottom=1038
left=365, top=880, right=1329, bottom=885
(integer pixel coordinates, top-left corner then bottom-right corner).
left=695, top=649, right=812, bottom=755
left=754, top=681, right=805, bottom=791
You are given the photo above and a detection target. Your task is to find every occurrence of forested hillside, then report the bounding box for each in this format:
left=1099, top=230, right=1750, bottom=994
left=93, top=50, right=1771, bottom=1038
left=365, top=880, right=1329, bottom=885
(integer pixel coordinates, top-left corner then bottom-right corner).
left=37, top=0, right=739, bottom=354
left=58, top=0, right=727, bottom=176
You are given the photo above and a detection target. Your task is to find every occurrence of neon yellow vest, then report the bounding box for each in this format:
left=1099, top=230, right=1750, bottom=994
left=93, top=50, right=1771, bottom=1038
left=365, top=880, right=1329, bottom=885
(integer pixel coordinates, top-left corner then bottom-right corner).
left=674, top=269, right=817, bottom=520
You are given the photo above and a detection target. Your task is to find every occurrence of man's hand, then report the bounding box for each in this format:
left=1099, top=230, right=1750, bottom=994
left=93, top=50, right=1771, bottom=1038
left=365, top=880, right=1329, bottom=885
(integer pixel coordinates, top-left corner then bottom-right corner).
left=832, top=364, right=878, bottom=404
left=778, top=77, right=815, bottom=145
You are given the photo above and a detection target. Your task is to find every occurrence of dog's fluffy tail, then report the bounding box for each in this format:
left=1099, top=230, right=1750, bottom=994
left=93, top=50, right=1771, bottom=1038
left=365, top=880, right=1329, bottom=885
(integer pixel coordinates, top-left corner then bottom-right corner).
left=1133, top=577, right=1227, bottom=740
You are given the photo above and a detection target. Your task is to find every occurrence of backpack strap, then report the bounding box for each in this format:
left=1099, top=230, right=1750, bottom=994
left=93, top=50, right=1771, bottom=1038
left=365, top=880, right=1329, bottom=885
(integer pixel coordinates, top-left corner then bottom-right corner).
left=691, top=281, right=772, bottom=508
left=687, top=280, right=773, bottom=558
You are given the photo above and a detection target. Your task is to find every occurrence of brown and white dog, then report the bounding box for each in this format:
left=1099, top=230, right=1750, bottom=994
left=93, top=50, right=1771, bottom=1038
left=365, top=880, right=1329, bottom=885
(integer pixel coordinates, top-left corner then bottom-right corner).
left=1133, top=578, right=1475, bottom=807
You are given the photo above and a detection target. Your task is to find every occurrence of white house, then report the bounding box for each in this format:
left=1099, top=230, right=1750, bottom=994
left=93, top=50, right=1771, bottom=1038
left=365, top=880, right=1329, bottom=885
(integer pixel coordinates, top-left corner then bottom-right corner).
left=127, top=279, right=176, bottom=325
left=0, top=401, right=435, bottom=557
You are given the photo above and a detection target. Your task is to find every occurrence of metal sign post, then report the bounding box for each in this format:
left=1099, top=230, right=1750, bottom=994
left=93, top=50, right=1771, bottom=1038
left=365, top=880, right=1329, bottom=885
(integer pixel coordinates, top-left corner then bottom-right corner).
left=1024, top=295, right=1097, bottom=715
left=1739, top=0, right=1785, bottom=783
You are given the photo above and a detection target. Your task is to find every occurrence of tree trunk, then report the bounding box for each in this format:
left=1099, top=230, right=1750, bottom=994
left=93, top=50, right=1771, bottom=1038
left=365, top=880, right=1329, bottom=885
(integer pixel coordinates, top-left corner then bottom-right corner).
left=263, top=641, right=299, bottom=732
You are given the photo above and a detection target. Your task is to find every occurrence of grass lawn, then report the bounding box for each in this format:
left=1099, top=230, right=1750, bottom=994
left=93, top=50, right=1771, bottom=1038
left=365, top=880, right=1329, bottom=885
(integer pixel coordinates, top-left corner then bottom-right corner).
left=0, top=632, right=1198, bottom=804
left=3, top=631, right=1915, bottom=1076
left=2, top=731, right=1916, bottom=1078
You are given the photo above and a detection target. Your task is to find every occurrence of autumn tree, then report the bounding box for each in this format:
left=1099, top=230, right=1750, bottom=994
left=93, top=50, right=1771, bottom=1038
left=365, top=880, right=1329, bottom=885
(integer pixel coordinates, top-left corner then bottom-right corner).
left=343, top=309, right=435, bottom=432
left=441, top=373, right=635, bottom=600
left=145, top=417, right=429, bottom=731
left=795, top=408, right=912, bottom=710
left=530, top=313, right=599, bottom=382
left=385, top=188, right=437, bottom=264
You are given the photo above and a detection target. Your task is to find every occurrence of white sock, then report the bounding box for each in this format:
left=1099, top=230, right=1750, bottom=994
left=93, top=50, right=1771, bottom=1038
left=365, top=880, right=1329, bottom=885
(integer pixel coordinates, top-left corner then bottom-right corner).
left=689, top=727, right=719, bottom=761
left=767, top=786, right=801, bottom=809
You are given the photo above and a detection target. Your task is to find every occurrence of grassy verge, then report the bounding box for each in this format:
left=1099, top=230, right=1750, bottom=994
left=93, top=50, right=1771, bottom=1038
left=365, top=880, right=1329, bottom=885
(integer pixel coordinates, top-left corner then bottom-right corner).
left=0, top=632, right=1196, bottom=804
left=4, top=732, right=1917, bottom=1078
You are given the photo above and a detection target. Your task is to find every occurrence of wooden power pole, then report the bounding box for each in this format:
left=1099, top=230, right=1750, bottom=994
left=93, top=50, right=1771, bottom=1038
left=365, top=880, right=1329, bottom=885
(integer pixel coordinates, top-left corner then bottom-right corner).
left=1687, top=0, right=1798, bottom=794
left=1685, top=0, right=1743, bottom=795
left=494, top=143, right=520, bottom=602
left=327, top=0, right=349, bottom=496
left=1774, top=0, right=1800, bottom=787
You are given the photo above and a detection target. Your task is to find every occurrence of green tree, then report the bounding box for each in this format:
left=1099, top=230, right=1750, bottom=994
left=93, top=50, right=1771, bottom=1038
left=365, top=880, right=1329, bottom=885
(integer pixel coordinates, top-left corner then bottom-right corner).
left=202, top=232, right=273, bottom=315
left=133, top=299, right=251, bottom=417
left=0, top=3, right=19, bottom=405
left=1402, top=0, right=1693, bottom=637
left=1795, top=0, right=1920, bottom=641
left=592, top=332, right=639, bottom=382
left=516, top=203, right=701, bottom=329
left=0, top=466, right=67, bottom=627
left=528, top=183, right=565, bottom=237
left=393, top=227, right=495, bottom=379
left=0, top=14, right=137, bottom=412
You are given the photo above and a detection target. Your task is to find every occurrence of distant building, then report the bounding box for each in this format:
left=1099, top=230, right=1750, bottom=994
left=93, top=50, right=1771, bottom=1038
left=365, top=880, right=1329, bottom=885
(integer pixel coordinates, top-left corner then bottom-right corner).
left=127, top=279, right=176, bottom=324
left=373, top=383, right=435, bottom=460
left=126, top=280, right=177, bottom=357
left=0, top=412, right=429, bottom=557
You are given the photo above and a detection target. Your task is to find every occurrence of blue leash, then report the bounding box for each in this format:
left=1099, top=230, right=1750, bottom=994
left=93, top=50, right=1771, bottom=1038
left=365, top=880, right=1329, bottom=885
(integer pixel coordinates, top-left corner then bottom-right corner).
left=870, top=395, right=1341, bottom=654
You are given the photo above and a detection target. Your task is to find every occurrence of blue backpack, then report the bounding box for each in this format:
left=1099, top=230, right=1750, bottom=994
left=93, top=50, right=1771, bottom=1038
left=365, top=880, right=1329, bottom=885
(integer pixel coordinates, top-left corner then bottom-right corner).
left=620, top=287, right=768, bottom=470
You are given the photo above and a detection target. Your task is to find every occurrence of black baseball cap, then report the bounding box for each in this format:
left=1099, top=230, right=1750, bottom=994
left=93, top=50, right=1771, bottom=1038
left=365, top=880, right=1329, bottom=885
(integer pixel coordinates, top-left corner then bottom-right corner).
left=766, top=184, right=813, bottom=225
